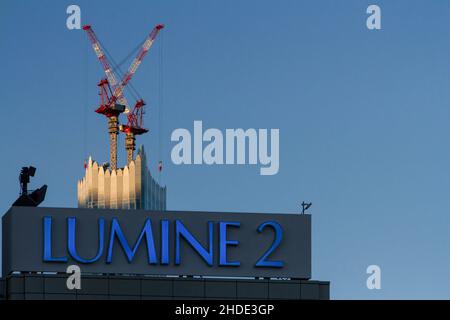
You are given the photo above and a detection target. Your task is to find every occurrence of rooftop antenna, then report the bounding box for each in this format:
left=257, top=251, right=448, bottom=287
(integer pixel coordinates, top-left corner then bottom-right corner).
left=301, top=201, right=312, bottom=214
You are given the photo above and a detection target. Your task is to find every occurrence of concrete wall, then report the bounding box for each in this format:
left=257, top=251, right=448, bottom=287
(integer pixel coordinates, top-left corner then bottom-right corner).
left=78, top=146, right=166, bottom=211
left=0, top=274, right=329, bottom=300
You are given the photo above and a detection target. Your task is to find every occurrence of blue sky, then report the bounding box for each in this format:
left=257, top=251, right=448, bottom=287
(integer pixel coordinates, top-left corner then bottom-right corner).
left=1, top=0, right=450, bottom=299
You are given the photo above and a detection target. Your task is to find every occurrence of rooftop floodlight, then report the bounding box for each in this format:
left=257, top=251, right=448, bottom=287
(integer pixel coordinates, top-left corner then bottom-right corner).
left=13, top=166, right=47, bottom=207
left=19, top=166, right=36, bottom=195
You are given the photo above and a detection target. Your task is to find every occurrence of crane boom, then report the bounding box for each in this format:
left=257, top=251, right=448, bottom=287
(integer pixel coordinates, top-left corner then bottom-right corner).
left=82, top=25, right=129, bottom=107
left=113, top=24, right=164, bottom=103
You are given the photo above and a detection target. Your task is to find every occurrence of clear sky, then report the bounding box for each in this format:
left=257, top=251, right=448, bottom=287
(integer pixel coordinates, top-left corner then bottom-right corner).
left=1, top=0, right=450, bottom=299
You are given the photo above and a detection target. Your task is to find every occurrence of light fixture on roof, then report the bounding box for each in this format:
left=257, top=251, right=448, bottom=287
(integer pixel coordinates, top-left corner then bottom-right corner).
left=12, top=166, right=47, bottom=207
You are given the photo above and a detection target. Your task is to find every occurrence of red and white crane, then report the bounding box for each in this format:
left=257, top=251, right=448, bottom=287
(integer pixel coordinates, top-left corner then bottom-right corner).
left=82, top=23, right=164, bottom=169
left=118, top=24, right=164, bottom=165
left=82, top=25, right=130, bottom=112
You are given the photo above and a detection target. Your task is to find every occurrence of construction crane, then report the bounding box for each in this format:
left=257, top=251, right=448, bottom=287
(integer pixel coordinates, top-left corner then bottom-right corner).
left=118, top=24, right=164, bottom=164
left=82, top=24, right=164, bottom=168
left=82, top=25, right=128, bottom=171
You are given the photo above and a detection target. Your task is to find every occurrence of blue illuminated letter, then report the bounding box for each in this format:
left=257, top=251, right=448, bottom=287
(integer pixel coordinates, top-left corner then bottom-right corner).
left=68, top=217, right=104, bottom=263
left=219, top=222, right=240, bottom=266
left=161, top=220, right=169, bottom=265
left=255, top=221, right=284, bottom=268
left=175, top=220, right=213, bottom=266
left=106, top=218, right=158, bottom=264
left=43, top=216, right=68, bottom=262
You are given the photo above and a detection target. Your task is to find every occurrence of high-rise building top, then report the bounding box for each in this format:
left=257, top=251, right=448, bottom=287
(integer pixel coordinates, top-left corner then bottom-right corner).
left=78, top=146, right=166, bottom=210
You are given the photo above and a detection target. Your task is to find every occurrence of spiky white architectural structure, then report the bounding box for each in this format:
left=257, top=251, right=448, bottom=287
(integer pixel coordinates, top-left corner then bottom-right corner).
left=77, top=146, right=166, bottom=210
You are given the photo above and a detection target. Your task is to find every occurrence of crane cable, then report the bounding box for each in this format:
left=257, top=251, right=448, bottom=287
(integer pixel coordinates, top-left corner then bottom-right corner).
left=83, top=33, right=89, bottom=169
left=158, top=31, right=164, bottom=183
left=96, top=36, right=142, bottom=102
left=112, top=38, right=146, bottom=76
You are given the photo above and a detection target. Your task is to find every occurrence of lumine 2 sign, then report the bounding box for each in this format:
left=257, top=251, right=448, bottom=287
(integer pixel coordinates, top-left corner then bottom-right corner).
left=43, top=217, right=284, bottom=268
left=3, top=207, right=311, bottom=279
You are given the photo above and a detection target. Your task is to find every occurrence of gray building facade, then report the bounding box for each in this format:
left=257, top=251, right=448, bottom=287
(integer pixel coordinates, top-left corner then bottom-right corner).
left=0, top=274, right=329, bottom=300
